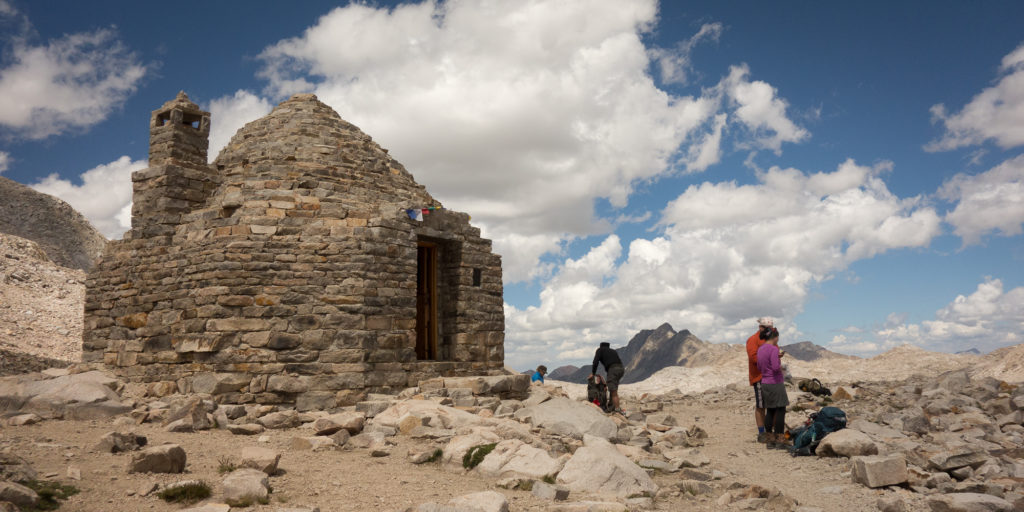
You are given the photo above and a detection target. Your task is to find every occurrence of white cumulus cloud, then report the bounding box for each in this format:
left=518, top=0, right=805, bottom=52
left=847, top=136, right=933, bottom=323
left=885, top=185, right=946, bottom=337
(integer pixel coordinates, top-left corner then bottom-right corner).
left=29, top=156, right=146, bottom=239
left=864, top=279, right=1024, bottom=354
left=722, top=64, right=809, bottom=154
left=650, top=22, right=722, bottom=85
left=926, top=42, right=1024, bottom=151
left=0, top=28, right=146, bottom=139
left=504, top=159, right=941, bottom=368
left=253, top=0, right=807, bottom=282
left=939, top=154, right=1024, bottom=244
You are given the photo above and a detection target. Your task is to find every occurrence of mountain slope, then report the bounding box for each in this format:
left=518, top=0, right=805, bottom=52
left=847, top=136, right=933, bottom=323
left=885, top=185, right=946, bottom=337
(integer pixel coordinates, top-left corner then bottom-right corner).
left=555, top=323, right=739, bottom=384
left=0, top=176, right=107, bottom=270
left=780, top=341, right=859, bottom=362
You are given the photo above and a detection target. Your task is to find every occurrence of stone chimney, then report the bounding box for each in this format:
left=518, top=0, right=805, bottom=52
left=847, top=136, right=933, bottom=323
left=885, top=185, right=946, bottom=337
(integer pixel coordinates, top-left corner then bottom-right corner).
left=131, top=92, right=216, bottom=239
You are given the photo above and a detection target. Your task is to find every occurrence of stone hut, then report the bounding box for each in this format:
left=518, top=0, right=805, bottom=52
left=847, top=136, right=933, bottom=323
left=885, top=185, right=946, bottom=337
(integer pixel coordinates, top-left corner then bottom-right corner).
left=83, top=92, right=505, bottom=408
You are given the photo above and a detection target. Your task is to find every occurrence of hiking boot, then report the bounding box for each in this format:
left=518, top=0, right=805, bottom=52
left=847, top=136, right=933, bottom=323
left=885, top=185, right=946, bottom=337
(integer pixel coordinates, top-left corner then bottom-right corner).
left=756, top=432, right=769, bottom=443
left=769, top=434, right=790, bottom=450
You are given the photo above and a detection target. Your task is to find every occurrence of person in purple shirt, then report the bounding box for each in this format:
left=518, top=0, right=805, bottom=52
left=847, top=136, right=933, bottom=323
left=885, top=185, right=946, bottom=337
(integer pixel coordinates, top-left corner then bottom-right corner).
left=756, top=327, right=790, bottom=449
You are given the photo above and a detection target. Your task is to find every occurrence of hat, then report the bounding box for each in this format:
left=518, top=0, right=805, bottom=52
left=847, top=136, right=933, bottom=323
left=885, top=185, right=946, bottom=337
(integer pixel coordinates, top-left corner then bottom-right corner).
left=757, top=317, right=774, bottom=328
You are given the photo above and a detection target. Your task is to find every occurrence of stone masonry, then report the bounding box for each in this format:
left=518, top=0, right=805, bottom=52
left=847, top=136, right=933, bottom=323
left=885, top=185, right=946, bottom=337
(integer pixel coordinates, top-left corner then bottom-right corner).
left=82, top=92, right=504, bottom=409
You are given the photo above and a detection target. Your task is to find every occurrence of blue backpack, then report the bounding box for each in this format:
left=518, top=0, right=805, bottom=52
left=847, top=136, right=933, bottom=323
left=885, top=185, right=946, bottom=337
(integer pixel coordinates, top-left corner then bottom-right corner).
left=789, top=406, right=847, bottom=456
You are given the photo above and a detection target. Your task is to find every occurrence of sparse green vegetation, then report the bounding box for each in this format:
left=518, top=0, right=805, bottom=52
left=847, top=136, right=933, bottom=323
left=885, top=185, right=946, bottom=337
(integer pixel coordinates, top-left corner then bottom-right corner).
left=217, top=455, right=238, bottom=474
left=542, top=474, right=556, bottom=485
left=515, top=480, right=534, bottom=491
left=23, top=480, right=80, bottom=511
left=157, top=481, right=212, bottom=504
left=462, top=443, right=497, bottom=469
left=426, top=448, right=443, bottom=463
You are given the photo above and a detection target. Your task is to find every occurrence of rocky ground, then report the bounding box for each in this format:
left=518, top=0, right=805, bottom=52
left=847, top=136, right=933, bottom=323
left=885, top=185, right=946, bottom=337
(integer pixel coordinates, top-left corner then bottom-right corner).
left=0, top=233, right=83, bottom=373
left=2, top=366, right=1022, bottom=512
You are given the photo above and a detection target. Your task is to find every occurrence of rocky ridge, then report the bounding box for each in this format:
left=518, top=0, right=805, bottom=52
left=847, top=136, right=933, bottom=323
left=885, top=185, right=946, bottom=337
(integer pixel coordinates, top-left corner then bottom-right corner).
left=0, top=176, right=107, bottom=271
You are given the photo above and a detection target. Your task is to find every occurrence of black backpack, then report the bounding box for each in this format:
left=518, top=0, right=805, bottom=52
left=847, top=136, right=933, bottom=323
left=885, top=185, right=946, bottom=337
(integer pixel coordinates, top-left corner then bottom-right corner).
left=790, top=406, right=847, bottom=456
left=587, top=376, right=608, bottom=411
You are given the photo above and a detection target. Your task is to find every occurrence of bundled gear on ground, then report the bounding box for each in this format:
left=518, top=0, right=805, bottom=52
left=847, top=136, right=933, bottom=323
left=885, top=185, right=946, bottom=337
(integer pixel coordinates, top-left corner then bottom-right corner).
left=587, top=375, right=609, bottom=412
left=789, top=406, right=847, bottom=456
left=797, top=378, right=832, bottom=397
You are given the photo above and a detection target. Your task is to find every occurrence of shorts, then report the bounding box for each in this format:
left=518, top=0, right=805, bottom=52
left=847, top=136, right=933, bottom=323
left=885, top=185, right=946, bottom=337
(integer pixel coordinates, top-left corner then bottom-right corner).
left=752, top=381, right=765, bottom=409
left=605, top=364, right=624, bottom=392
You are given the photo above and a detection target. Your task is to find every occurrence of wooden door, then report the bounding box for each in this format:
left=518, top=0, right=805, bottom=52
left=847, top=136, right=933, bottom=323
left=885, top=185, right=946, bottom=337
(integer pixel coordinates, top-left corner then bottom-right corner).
left=416, top=242, right=438, bottom=360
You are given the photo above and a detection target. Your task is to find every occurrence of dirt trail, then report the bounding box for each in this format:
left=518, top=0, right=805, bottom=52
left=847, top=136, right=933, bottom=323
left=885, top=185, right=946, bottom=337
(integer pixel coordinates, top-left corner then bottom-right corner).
left=657, top=394, right=928, bottom=511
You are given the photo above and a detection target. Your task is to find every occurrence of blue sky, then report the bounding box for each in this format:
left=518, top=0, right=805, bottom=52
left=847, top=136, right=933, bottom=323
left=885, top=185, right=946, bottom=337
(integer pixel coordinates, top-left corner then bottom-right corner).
left=1, top=0, right=1021, bottom=370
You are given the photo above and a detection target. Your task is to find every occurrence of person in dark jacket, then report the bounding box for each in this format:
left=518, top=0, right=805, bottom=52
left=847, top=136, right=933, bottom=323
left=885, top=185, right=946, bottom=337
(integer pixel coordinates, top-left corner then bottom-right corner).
left=589, top=342, right=625, bottom=413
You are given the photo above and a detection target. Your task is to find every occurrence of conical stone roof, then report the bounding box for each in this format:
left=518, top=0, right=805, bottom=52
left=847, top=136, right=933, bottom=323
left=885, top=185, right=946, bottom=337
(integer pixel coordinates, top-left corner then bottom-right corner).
left=211, top=93, right=432, bottom=210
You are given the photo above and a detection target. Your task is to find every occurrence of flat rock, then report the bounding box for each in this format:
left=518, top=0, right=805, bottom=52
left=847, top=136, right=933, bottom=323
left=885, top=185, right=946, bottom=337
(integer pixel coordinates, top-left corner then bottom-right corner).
left=258, top=410, right=301, bottom=429
left=927, top=492, right=1015, bottom=512
left=238, top=446, right=281, bottom=475
left=514, top=397, right=617, bottom=440
left=928, top=449, right=989, bottom=471
left=6, top=413, right=42, bottom=426
left=0, top=481, right=39, bottom=508
left=851, top=454, right=908, bottom=488
left=531, top=481, right=570, bottom=501
left=180, top=505, right=231, bottom=512
left=95, top=431, right=147, bottom=453
left=291, top=436, right=336, bottom=451
left=228, top=423, right=265, bottom=435
left=355, top=400, right=391, bottom=417
left=312, top=411, right=365, bottom=435
left=222, top=468, right=269, bottom=506
left=127, top=443, right=186, bottom=473
left=446, top=490, right=510, bottom=512
left=442, top=429, right=502, bottom=466
left=557, top=434, right=658, bottom=498
left=816, top=429, right=878, bottom=457
left=373, top=400, right=485, bottom=431
left=473, top=439, right=564, bottom=480
left=542, top=501, right=628, bottom=511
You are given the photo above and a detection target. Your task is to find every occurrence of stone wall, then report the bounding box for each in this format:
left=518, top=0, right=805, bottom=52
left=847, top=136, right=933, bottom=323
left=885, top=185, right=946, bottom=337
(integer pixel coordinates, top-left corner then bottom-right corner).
left=83, top=93, right=504, bottom=409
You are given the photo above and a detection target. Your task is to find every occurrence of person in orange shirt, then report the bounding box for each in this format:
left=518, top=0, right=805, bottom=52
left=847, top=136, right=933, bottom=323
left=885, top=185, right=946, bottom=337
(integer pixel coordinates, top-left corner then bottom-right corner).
left=747, top=317, right=774, bottom=443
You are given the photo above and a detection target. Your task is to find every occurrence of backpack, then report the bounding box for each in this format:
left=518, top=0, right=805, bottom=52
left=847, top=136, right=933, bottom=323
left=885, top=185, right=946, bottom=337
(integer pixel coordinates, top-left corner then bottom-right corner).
left=587, top=377, right=608, bottom=411
left=798, top=378, right=833, bottom=397
left=790, top=406, right=847, bottom=456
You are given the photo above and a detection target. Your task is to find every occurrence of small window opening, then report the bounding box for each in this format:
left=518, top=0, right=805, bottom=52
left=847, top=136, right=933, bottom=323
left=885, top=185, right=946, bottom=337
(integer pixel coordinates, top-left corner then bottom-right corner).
left=472, top=268, right=482, bottom=287
left=182, top=113, right=202, bottom=129
left=156, top=112, right=171, bottom=126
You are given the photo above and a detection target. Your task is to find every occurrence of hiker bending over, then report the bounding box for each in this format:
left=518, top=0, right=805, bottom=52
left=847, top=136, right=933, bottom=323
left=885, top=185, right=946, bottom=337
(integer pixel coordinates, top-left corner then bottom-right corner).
left=746, top=317, right=774, bottom=443
left=589, top=342, right=624, bottom=414
left=531, top=365, right=547, bottom=384
left=756, top=327, right=790, bottom=449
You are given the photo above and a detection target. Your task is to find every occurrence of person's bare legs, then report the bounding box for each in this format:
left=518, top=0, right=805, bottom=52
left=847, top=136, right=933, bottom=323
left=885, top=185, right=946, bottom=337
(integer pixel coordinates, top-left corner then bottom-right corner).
left=611, top=390, right=620, bottom=411
left=755, top=407, right=765, bottom=429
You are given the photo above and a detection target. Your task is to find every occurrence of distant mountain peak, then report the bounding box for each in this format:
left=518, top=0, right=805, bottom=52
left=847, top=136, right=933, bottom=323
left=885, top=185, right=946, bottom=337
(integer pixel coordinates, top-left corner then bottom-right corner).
left=554, top=322, right=725, bottom=384
left=780, top=341, right=859, bottom=362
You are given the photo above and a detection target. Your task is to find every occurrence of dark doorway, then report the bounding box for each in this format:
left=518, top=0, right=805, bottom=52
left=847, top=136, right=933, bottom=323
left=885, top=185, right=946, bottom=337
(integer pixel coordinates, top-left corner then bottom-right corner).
left=416, top=242, right=438, bottom=360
